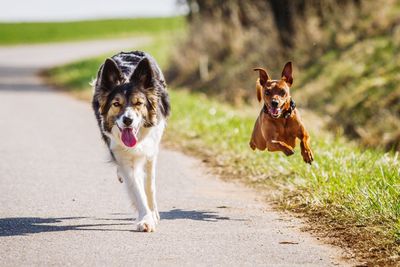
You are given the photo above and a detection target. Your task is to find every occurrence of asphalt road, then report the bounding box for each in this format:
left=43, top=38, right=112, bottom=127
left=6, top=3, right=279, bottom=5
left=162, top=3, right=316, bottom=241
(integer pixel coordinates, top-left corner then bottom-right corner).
left=0, top=39, right=351, bottom=266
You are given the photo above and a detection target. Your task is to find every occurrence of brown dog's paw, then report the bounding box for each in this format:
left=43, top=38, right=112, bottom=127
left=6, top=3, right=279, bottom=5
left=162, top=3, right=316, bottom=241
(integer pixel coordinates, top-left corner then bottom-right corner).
left=285, top=148, right=295, bottom=156
left=301, top=149, right=314, bottom=164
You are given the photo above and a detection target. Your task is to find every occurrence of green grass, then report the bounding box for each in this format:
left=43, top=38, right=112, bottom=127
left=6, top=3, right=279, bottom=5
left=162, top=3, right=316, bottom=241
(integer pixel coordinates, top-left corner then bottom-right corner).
left=0, top=17, right=184, bottom=45
left=46, top=36, right=400, bottom=264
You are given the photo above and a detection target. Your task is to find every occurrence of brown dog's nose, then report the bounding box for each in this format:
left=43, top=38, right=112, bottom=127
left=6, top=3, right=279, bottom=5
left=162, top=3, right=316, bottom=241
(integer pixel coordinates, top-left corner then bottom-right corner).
left=122, top=116, right=133, bottom=126
left=271, top=99, right=279, bottom=108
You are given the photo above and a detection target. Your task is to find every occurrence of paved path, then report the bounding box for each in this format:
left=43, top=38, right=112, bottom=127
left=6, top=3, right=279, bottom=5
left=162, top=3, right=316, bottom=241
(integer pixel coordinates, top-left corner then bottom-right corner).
left=0, top=39, right=351, bottom=266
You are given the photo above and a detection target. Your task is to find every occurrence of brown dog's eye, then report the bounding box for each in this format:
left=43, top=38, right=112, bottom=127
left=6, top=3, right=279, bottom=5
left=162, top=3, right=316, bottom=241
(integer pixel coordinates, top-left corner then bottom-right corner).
left=280, top=91, right=286, bottom=97
left=265, top=90, right=270, bottom=96
left=113, top=102, right=121, bottom=107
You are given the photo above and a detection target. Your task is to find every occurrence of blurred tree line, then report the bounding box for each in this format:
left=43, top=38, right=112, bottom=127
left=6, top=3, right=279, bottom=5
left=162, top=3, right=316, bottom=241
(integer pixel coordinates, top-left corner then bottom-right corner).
left=184, top=0, right=362, bottom=49
left=169, top=0, right=382, bottom=102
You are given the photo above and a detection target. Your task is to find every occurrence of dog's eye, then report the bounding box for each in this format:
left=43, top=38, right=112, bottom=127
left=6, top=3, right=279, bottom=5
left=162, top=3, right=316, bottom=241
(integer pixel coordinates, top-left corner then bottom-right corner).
left=265, top=90, right=270, bottom=96
left=134, top=102, right=143, bottom=106
left=113, top=102, right=121, bottom=107
left=280, top=91, right=286, bottom=97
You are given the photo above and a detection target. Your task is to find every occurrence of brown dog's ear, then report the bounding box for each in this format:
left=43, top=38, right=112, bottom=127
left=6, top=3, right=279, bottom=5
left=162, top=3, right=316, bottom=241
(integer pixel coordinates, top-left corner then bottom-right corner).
left=254, top=68, right=269, bottom=86
left=281, top=62, right=293, bottom=86
left=254, top=68, right=269, bottom=102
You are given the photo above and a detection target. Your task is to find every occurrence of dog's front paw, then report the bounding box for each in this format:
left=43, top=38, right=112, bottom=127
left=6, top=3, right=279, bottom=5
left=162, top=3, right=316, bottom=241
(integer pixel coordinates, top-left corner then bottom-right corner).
left=271, top=140, right=294, bottom=156
left=283, top=148, right=295, bottom=156
left=301, top=148, right=314, bottom=164
left=137, top=214, right=156, bottom=232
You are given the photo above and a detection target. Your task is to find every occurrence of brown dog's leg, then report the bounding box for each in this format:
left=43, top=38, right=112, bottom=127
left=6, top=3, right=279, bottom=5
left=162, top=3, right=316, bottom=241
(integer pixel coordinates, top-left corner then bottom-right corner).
left=298, top=126, right=314, bottom=164
left=269, top=140, right=295, bottom=156
left=250, top=117, right=267, bottom=150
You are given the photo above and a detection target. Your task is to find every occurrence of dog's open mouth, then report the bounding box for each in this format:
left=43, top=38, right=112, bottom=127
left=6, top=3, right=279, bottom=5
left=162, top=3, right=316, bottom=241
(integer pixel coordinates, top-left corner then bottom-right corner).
left=119, top=126, right=138, bottom=147
left=268, top=107, right=282, bottom=118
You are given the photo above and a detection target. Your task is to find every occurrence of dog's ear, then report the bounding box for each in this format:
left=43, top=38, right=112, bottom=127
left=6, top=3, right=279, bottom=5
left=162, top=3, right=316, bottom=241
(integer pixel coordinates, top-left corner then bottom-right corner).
left=281, top=62, right=293, bottom=86
left=130, top=58, right=153, bottom=88
left=254, top=68, right=269, bottom=86
left=254, top=68, right=269, bottom=102
left=99, top=58, right=122, bottom=90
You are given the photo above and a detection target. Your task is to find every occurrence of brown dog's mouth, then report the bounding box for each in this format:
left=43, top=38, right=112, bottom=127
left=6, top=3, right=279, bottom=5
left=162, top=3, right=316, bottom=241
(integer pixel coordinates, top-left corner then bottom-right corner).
left=268, top=106, right=282, bottom=118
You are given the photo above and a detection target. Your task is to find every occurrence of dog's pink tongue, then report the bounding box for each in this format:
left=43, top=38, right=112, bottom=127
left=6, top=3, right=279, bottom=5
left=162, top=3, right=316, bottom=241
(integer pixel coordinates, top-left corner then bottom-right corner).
left=121, top=128, right=137, bottom=147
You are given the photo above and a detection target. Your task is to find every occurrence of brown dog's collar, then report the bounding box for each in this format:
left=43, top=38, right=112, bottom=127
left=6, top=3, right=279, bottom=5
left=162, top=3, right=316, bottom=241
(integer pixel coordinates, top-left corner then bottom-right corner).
left=263, top=98, right=296, bottom=119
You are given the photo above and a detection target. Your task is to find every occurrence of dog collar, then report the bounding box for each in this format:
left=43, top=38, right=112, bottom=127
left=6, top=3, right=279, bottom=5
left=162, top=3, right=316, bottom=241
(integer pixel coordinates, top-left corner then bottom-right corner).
left=263, top=98, right=296, bottom=119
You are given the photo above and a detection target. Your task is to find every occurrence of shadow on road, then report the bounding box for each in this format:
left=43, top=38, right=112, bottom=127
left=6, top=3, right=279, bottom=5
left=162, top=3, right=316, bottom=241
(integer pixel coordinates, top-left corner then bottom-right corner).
left=0, top=217, right=133, bottom=237
left=110, top=209, right=245, bottom=222
left=0, top=210, right=243, bottom=237
left=160, top=209, right=234, bottom=222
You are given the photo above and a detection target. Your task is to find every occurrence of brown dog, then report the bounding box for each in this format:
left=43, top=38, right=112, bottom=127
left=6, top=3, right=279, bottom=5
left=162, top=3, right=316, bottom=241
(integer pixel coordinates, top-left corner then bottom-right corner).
left=249, top=62, right=314, bottom=164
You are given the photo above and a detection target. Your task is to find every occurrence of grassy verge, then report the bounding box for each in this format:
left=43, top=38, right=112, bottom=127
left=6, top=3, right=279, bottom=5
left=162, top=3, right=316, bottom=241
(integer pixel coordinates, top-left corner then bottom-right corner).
left=46, top=39, right=400, bottom=265
left=0, top=17, right=184, bottom=45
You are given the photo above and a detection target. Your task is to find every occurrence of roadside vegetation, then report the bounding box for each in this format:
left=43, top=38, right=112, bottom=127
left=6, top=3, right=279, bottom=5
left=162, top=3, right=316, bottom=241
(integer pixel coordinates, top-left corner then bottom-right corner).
left=45, top=35, right=400, bottom=266
left=0, top=17, right=184, bottom=45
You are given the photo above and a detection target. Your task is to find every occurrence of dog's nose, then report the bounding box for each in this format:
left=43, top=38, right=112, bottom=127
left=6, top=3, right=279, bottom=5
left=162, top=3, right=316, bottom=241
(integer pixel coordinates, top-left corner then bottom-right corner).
left=122, top=116, right=133, bottom=126
left=271, top=99, right=279, bottom=108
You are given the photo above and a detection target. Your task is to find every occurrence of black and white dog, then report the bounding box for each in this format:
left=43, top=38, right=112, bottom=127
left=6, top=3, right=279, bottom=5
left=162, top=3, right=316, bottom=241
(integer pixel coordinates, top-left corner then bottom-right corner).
left=92, top=51, right=170, bottom=232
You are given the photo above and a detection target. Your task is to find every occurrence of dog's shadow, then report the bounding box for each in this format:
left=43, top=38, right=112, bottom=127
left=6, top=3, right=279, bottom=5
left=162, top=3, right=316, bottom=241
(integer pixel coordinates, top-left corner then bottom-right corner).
left=111, top=208, right=238, bottom=222
left=0, top=216, right=133, bottom=237
left=0, top=209, right=236, bottom=237
left=160, top=209, right=231, bottom=221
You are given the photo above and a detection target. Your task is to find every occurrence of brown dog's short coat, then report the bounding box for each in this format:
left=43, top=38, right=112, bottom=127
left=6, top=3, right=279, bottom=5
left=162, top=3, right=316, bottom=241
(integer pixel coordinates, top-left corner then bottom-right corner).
left=249, top=62, right=314, bottom=164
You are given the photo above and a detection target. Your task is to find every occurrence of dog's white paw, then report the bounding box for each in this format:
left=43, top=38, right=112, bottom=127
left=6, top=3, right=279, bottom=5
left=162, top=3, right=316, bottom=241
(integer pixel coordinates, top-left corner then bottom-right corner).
left=137, top=214, right=156, bottom=232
